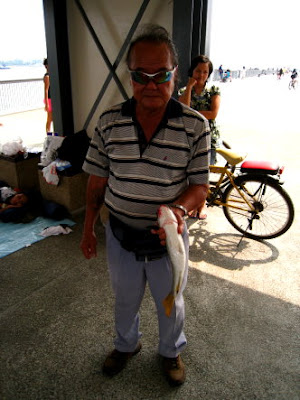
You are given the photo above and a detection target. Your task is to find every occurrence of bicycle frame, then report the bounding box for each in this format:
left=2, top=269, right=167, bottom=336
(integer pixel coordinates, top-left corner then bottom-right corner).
left=208, top=165, right=256, bottom=212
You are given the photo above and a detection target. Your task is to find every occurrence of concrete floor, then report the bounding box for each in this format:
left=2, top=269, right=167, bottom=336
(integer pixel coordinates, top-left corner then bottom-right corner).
left=0, top=75, right=299, bottom=399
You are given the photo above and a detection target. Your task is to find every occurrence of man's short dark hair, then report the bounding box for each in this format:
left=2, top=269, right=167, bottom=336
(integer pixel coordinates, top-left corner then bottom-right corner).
left=43, top=58, right=48, bottom=66
left=126, top=24, right=178, bottom=68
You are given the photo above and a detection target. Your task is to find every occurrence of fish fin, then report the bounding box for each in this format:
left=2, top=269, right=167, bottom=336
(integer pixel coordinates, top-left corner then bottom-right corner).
left=163, top=293, right=175, bottom=317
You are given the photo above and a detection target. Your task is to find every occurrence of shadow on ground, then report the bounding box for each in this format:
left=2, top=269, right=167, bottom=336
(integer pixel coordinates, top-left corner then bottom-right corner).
left=187, top=219, right=280, bottom=271
left=0, top=213, right=299, bottom=399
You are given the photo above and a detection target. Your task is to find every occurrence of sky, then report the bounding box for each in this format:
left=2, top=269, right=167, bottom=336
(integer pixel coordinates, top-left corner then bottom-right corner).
left=209, top=0, right=300, bottom=70
left=0, top=0, right=46, bottom=61
left=0, top=0, right=299, bottom=69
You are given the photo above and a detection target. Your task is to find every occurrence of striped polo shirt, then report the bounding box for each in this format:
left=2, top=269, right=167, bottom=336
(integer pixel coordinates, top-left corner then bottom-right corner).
left=83, top=97, right=210, bottom=230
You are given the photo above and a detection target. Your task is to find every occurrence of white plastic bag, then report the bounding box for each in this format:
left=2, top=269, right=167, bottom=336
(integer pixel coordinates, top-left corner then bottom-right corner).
left=42, top=161, right=59, bottom=185
left=1, top=138, right=26, bottom=157
left=40, top=225, right=73, bottom=237
left=40, top=135, right=64, bottom=166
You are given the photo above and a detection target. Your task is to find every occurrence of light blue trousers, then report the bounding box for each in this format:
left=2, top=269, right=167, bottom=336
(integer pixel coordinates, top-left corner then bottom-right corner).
left=105, top=221, right=189, bottom=358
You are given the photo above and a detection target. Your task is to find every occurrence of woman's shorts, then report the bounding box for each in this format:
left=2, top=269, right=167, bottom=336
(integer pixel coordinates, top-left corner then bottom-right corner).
left=44, top=98, right=52, bottom=112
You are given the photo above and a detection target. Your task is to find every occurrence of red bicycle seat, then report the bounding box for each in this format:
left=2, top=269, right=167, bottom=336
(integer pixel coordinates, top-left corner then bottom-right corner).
left=240, top=160, right=280, bottom=175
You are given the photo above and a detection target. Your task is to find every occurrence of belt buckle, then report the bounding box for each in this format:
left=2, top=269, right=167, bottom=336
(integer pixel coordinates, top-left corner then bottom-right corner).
left=135, top=254, right=148, bottom=262
left=136, top=253, right=165, bottom=262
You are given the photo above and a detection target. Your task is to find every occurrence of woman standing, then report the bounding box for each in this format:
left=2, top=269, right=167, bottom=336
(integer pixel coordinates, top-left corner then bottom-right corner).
left=178, top=55, right=221, bottom=219
left=43, top=58, right=52, bottom=133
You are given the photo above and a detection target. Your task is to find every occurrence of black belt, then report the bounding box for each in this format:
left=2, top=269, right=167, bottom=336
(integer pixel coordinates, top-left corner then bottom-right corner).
left=109, top=214, right=167, bottom=261
left=135, top=252, right=167, bottom=262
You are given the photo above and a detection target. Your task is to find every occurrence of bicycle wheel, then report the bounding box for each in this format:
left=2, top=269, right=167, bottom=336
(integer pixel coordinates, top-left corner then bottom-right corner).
left=222, top=175, right=294, bottom=240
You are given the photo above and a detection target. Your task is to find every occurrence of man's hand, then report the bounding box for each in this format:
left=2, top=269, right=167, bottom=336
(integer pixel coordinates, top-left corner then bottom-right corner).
left=80, top=175, right=108, bottom=259
left=151, top=208, right=185, bottom=246
left=80, top=231, right=98, bottom=259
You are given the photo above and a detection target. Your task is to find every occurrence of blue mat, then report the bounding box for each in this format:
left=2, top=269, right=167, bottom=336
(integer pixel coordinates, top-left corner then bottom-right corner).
left=0, top=217, right=76, bottom=259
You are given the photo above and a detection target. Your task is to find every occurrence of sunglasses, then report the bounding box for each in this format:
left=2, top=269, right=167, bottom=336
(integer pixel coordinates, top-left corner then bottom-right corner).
left=128, top=67, right=177, bottom=85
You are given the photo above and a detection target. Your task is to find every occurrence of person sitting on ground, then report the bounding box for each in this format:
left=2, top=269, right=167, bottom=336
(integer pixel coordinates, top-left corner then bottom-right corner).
left=0, top=181, right=70, bottom=223
left=0, top=181, right=31, bottom=223
left=0, top=184, right=29, bottom=213
left=224, top=69, right=232, bottom=82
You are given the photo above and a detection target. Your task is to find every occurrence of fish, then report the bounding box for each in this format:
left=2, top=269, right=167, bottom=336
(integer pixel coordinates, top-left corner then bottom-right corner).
left=157, top=205, right=187, bottom=317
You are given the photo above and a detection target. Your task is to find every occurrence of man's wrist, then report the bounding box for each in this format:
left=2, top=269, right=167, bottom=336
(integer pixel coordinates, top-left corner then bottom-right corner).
left=169, top=204, right=188, bottom=218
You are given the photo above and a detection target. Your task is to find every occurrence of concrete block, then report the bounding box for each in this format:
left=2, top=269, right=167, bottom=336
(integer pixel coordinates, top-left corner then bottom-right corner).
left=0, top=153, right=40, bottom=190
left=38, top=170, right=88, bottom=213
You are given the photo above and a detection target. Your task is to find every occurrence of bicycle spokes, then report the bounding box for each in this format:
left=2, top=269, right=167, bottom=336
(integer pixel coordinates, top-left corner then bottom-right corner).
left=223, top=176, right=294, bottom=240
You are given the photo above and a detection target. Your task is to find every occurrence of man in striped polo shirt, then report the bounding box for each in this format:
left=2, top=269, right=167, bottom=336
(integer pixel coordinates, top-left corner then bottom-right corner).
left=80, top=24, right=210, bottom=386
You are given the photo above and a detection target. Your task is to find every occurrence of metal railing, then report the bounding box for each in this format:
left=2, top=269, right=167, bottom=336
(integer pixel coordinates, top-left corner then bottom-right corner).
left=211, top=67, right=276, bottom=82
left=0, top=79, right=44, bottom=116
left=0, top=68, right=276, bottom=116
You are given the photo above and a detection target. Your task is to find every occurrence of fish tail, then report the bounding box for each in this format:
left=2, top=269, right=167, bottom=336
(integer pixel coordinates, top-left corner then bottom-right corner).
left=163, top=293, right=175, bottom=317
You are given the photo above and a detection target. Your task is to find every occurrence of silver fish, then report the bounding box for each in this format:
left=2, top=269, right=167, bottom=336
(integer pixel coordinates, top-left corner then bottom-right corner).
left=157, top=205, right=186, bottom=317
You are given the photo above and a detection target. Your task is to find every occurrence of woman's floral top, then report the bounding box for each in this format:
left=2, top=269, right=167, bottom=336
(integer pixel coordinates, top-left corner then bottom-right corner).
left=178, top=85, right=221, bottom=148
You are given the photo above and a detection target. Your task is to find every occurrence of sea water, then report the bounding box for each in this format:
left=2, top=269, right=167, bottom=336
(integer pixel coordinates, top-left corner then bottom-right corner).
left=0, top=65, right=45, bottom=81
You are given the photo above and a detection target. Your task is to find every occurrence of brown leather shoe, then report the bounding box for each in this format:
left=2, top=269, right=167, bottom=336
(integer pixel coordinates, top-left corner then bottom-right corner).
left=102, top=342, right=142, bottom=376
left=162, top=355, right=186, bottom=386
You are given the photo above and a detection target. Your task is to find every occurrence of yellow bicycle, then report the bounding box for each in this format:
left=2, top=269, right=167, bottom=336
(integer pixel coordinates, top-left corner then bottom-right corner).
left=207, top=148, right=294, bottom=240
